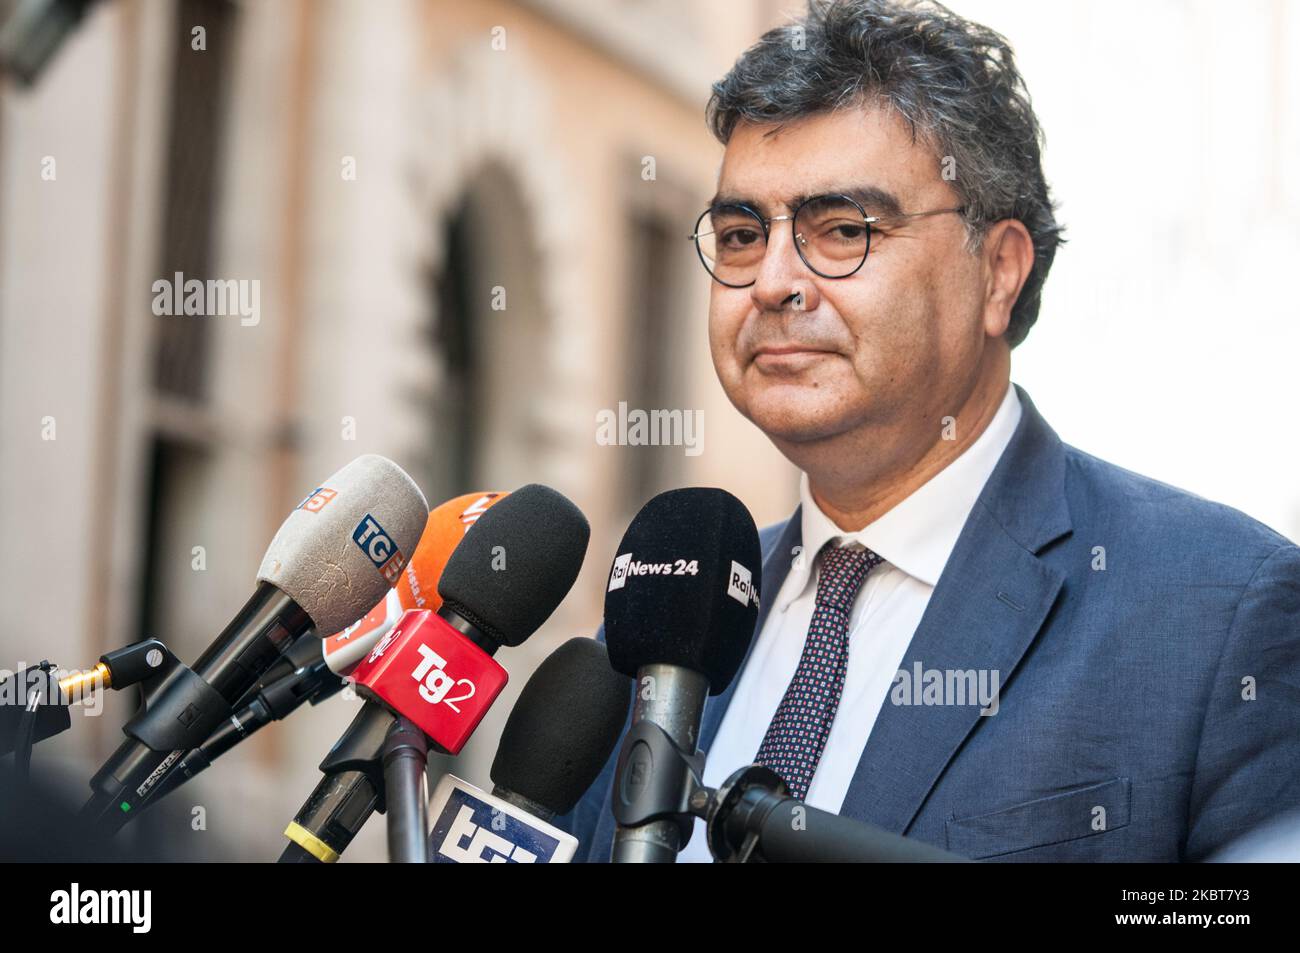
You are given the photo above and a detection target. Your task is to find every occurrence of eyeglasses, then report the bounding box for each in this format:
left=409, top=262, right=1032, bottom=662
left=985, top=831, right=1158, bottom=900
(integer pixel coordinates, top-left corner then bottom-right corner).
left=689, top=193, right=965, bottom=288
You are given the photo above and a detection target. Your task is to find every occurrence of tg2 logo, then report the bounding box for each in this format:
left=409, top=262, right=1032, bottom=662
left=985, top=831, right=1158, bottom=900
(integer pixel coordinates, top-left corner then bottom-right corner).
left=411, top=643, right=475, bottom=713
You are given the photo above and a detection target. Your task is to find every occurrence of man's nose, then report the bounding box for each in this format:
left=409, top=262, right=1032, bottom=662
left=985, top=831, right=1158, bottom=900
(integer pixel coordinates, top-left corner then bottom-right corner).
left=750, top=223, right=821, bottom=314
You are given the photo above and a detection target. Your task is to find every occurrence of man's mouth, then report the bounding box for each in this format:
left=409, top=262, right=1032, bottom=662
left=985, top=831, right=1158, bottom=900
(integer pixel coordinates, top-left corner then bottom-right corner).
left=751, top=345, right=838, bottom=370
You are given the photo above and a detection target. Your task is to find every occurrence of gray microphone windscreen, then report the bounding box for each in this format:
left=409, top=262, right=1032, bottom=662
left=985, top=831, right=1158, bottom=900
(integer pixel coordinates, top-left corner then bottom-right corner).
left=256, top=454, right=428, bottom=635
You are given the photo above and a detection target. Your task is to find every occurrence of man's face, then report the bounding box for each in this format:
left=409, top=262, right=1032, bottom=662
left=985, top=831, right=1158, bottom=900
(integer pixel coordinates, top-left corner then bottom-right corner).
left=707, top=105, right=986, bottom=447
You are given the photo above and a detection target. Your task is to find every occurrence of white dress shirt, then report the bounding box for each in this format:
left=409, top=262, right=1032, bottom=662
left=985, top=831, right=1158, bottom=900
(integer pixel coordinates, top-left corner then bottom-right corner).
left=678, top=381, right=1023, bottom=862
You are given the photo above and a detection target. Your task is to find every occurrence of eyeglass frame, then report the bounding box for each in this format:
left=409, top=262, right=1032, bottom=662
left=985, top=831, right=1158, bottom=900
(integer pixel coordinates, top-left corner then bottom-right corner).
left=689, top=192, right=966, bottom=288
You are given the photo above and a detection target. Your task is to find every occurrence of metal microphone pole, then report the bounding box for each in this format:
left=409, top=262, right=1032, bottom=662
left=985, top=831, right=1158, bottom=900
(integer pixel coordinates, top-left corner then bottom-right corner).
left=383, top=716, right=430, bottom=863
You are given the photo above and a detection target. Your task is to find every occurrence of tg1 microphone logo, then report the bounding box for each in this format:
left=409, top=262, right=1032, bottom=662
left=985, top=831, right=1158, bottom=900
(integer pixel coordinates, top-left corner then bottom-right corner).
left=352, top=513, right=407, bottom=583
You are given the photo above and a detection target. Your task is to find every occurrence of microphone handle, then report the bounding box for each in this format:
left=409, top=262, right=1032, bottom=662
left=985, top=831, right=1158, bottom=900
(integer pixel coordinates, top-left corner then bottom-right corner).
left=277, top=840, right=321, bottom=863
left=86, top=583, right=311, bottom=832
left=752, top=796, right=968, bottom=863
left=190, top=582, right=313, bottom=701
left=279, top=703, right=452, bottom=863
left=280, top=769, right=381, bottom=863
left=610, top=662, right=708, bottom=863
left=382, top=717, right=430, bottom=863
left=280, top=701, right=393, bottom=863
left=148, top=654, right=344, bottom=805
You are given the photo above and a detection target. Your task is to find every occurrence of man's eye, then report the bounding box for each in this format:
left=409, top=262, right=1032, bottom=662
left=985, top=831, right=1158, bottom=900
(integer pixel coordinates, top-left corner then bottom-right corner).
left=821, top=221, right=867, bottom=241
left=720, top=228, right=762, bottom=248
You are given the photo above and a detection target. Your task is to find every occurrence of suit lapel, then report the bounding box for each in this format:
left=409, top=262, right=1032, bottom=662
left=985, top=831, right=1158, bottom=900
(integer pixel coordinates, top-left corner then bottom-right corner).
left=839, top=384, right=1073, bottom=833
left=838, top=508, right=1065, bottom=832
left=699, top=511, right=803, bottom=752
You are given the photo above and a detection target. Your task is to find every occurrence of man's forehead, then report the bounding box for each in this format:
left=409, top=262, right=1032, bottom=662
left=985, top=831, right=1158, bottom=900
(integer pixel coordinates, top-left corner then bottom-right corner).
left=715, top=107, right=933, bottom=212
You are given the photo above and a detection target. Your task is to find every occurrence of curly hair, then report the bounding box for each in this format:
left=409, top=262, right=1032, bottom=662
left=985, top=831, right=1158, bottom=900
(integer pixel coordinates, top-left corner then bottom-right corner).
left=707, top=0, right=1064, bottom=348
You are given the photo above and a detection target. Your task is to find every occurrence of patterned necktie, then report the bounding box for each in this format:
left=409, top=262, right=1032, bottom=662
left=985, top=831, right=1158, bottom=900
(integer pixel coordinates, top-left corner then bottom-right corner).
left=754, top=542, right=884, bottom=800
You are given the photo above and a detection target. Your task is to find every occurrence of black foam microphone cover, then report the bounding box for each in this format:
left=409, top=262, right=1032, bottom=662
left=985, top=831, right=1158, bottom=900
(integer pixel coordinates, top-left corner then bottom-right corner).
left=603, top=487, right=761, bottom=694
left=490, top=638, right=631, bottom=815
left=436, top=484, right=590, bottom=648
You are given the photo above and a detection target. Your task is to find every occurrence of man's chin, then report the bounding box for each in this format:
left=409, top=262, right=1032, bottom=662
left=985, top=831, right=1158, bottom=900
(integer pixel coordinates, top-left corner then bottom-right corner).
left=741, top=391, right=859, bottom=445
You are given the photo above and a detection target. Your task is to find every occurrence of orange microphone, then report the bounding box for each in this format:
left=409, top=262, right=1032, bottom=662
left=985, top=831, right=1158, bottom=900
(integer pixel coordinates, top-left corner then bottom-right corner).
left=321, top=491, right=509, bottom=675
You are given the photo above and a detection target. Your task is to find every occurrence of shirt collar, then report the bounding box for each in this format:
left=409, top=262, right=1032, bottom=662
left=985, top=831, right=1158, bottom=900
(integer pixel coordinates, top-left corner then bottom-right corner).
left=779, top=380, right=1023, bottom=611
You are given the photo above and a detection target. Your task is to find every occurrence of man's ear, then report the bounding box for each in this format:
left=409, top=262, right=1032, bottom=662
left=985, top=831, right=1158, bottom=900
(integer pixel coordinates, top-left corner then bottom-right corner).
left=983, top=219, right=1035, bottom=339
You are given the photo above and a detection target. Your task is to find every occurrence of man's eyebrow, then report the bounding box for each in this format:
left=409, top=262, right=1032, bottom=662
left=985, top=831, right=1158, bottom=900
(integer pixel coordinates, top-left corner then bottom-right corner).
left=706, top=185, right=905, bottom=218
left=790, top=186, right=905, bottom=218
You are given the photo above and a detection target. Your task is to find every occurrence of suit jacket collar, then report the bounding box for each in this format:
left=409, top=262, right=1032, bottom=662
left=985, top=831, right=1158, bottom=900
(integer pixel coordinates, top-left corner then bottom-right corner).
left=975, top=383, right=1072, bottom=556
left=700, top=383, right=1074, bottom=831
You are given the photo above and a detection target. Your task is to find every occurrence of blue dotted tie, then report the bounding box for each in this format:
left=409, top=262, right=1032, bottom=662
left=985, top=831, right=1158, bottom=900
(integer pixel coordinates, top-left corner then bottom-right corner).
left=754, top=543, right=884, bottom=800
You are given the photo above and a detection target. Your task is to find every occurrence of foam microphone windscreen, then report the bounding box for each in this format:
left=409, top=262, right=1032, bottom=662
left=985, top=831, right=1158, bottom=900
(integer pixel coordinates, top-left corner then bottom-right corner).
left=436, top=484, right=590, bottom=648
left=603, top=487, right=761, bottom=695
left=256, top=454, right=428, bottom=635
left=395, top=491, right=509, bottom=613
left=490, top=638, right=631, bottom=815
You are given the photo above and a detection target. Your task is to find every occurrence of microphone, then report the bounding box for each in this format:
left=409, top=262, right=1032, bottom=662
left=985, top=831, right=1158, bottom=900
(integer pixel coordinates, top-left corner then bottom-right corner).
left=278, top=484, right=589, bottom=863
left=604, top=487, right=761, bottom=863
left=82, top=455, right=428, bottom=833
left=321, top=490, right=509, bottom=674
left=428, top=637, right=631, bottom=863
left=150, top=491, right=510, bottom=800
left=701, top=766, right=969, bottom=863
left=393, top=492, right=506, bottom=614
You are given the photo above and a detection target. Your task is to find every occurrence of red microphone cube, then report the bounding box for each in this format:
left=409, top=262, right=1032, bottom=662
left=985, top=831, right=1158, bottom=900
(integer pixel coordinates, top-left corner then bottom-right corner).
left=347, top=608, right=507, bottom=754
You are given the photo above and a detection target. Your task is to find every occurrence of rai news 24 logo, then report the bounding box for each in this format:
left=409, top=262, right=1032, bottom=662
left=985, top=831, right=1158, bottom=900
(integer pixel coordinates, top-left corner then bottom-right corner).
left=352, top=513, right=406, bottom=583
left=608, top=551, right=757, bottom=608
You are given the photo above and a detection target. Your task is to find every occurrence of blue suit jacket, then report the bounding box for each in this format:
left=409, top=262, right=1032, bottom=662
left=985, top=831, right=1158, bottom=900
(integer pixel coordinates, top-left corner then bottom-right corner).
left=564, top=384, right=1300, bottom=861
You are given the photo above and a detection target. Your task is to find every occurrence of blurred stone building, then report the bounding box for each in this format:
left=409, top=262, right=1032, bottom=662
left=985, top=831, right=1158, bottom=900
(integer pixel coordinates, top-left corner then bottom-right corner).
left=0, top=0, right=796, bottom=860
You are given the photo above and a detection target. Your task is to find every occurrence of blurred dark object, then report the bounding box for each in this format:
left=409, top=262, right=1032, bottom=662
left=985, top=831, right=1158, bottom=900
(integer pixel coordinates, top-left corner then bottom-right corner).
left=0, top=0, right=101, bottom=86
left=1, top=650, right=245, bottom=861
left=1, top=755, right=241, bottom=861
left=0, top=664, right=71, bottom=758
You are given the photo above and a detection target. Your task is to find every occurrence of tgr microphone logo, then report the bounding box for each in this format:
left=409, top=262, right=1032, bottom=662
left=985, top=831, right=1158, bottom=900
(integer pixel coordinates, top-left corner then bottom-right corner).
left=428, top=775, right=578, bottom=864
left=432, top=791, right=557, bottom=863
left=352, top=514, right=406, bottom=583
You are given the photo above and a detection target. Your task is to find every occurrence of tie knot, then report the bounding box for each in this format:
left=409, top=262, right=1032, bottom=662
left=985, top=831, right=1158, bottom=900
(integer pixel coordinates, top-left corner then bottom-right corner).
left=814, top=544, right=883, bottom=613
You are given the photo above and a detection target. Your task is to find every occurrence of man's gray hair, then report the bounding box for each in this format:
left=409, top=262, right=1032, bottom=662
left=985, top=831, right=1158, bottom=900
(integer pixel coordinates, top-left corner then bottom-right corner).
left=707, top=0, right=1064, bottom=348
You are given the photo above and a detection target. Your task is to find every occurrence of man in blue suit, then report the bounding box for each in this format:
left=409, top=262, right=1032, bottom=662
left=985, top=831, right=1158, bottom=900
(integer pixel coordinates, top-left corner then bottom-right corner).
left=568, top=0, right=1300, bottom=861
